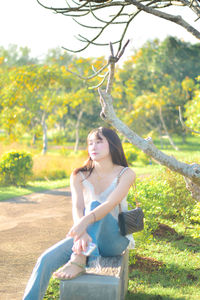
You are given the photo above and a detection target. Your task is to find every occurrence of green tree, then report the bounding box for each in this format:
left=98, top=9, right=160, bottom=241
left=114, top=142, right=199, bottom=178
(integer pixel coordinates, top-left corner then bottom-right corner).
left=0, top=44, right=38, bottom=67
left=0, top=64, right=70, bottom=152
left=184, top=76, right=200, bottom=133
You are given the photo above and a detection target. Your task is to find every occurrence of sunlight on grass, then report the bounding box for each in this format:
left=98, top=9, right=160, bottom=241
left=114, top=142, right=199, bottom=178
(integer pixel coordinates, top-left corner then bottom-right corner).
left=127, top=221, right=200, bottom=300
left=132, top=162, right=163, bottom=177
left=0, top=178, right=69, bottom=201
left=32, top=151, right=88, bottom=180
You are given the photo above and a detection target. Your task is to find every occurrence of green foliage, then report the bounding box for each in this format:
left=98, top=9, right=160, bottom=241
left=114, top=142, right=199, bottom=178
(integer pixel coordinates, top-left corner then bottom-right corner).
left=184, top=78, right=200, bottom=133
left=44, top=278, right=60, bottom=300
left=59, top=147, right=72, bottom=156
left=125, top=149, right=138, bottom=165
left=190, top=202, right=200, bottom=224
left=1, top=39, right=200, bottom=145
left=126, top=167, right=200, bottom=299
left=136, top=152, right=151, bottom=165
left=124, top=144, right=151, bottom=166
left=123, top=144, right=138, bottom=165
left=113, top=37, right=200, bottom=138
left=0, top=150, right=33, bottom=186
left=51, top=132, right=67, bottom=145
left=128, top=168, right=195, bottom=237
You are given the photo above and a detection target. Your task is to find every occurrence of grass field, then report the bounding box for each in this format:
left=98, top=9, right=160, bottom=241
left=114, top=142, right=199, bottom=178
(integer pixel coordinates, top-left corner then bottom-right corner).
left=126, top=221, right=200, bottom=300
left=0, top=179, right=69, bottom=201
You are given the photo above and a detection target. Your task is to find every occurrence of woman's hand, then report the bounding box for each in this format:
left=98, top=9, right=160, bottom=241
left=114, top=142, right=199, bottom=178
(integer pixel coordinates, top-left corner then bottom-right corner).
left=67, top=216, right=91, bottom=242
left=72, top=232, right=92, bottom=254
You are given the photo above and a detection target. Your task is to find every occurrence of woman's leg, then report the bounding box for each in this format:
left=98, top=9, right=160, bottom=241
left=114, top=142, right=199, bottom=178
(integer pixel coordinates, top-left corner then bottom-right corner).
left=86, top=201, right=129, bottom=262
left=23, top=237, right=73, bottom=300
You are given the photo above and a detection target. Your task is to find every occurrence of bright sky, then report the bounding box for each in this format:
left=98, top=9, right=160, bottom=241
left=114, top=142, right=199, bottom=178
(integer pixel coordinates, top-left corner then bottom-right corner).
left=0, top=0, right=199, bottom=61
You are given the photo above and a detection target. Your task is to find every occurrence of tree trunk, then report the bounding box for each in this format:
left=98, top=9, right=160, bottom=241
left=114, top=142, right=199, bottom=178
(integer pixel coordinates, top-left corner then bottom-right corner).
left=74, top=110, right=84, bottom=152
left=32, top=133, right=36, bottom=145
left=98, top=88, right=200, bottom=192
left=157, top=124, right=164, bottom=149
left=41, top=114, right=48, bottom=155
left=158, top=106, right=179, bottom=151
left=184, top=177, right=200, bottom=202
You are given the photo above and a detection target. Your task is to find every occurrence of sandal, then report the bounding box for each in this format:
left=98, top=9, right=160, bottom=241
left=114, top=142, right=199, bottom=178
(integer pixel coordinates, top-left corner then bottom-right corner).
left=53, top=261, right=86, bottom=281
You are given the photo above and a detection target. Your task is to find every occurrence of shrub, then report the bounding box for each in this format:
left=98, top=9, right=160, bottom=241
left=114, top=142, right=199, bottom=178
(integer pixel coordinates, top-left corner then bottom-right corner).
left=0, top=150, right=33, bottom=186
left=51, top=131, right=67, bottom=145
left=137, top=151, right=151, bottom=165
left=124, top=149, right=138, bottom=165
left=190, top=202, right=200, bottom=224
left=123, top=143, right=152, bottom=165
left=123, top=143, right=138, bottom=165
left=127, top=167, right=195, bottom=237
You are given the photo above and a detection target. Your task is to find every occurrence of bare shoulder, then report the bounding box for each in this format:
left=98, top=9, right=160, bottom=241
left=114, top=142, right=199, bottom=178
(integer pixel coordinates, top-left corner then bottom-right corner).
left=122, top=167, right=136, bottom=184
left=70, top=170, right=83, bottom=187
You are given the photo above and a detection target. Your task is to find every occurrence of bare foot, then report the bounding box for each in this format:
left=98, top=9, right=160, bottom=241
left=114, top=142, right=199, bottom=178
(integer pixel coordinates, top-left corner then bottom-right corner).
left=53, top=253, right=86, bottom=280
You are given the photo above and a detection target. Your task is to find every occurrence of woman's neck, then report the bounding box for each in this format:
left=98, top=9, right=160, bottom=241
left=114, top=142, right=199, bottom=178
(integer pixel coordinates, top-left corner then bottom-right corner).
left=93, top=160, right=116, bottom=176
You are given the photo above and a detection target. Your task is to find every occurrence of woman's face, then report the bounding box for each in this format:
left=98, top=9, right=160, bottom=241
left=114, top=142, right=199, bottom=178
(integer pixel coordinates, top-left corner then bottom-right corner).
left=88, top=132, right=110, bottom=162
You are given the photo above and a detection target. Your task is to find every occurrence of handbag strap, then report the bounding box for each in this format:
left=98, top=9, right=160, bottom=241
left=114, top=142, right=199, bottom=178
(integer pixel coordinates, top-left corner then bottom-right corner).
left=117, top=167, right=138, bottom=213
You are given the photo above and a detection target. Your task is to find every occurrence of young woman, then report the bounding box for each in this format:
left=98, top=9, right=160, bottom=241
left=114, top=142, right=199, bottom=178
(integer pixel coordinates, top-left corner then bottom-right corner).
left=23, top=127, right=135, bottom=300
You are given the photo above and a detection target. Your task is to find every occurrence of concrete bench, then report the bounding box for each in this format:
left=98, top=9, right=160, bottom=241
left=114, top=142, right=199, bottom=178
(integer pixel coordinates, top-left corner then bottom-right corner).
left=60, top=250, right=129, bottom=300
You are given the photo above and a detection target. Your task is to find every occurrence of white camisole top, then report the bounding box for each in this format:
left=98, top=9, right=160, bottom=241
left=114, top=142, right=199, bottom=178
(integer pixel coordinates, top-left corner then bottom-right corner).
left=80, top=167, right=135, bottom=248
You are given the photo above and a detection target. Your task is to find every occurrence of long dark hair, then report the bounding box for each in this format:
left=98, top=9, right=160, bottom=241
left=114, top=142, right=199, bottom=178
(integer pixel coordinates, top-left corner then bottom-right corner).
left=74, top=127, right=128, bottom=175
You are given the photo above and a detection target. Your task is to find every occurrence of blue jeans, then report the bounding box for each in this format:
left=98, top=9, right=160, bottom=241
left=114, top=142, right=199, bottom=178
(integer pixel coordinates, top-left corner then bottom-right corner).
left=23, top=201, right=129, bottom=300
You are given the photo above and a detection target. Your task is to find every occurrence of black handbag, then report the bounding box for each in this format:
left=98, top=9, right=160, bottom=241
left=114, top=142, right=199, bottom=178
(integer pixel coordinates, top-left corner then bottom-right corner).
left=117, top=169, right=144, bottom=236
left=118, top=207, right=144, bottom=236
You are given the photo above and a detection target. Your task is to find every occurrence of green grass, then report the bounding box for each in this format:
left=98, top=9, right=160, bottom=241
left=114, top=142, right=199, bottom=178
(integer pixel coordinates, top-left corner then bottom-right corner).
left=0, top=178, right=69, bottom=201
left=132, top=162, right=163, bottom=177
left=126, top=222, right=200, bottom=300
left=153, top=135, right=200, bottom=151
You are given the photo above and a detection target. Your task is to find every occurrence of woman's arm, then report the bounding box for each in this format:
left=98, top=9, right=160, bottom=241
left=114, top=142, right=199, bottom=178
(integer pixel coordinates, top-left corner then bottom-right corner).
left=69, top=171, right=92, bottom=252
left=68, top=168, right=136, bottom=241
left=70, top=171, right=85, bottom=225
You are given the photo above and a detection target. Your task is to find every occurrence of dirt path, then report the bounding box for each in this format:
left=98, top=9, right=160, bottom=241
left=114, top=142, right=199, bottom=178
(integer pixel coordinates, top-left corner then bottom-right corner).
left=0, top=188, right=73, bottom=300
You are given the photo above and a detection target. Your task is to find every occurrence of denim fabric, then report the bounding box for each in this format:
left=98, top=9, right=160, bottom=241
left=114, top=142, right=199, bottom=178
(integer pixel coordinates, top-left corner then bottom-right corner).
left=86, top=200, right=129, bottom=261
left=23, top=200, right=129, bottom=300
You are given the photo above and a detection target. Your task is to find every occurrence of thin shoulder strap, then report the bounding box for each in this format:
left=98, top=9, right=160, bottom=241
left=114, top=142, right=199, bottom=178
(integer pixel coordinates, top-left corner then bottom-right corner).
left=117, top=167, right=129, bottom=184
left=117, top=167, right=139, bottom=212
left=79, top=171, right=86, bottom=181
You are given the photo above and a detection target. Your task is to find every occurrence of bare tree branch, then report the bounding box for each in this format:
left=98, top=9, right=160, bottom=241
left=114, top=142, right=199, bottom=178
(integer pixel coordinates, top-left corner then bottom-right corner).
left=184, top=176, right=200, bottom=201
left=37, top=0, right=200, bottom=53
left=127, top=0, right=200, bottom=40
left=65, top=61, right=109, bottom=80
left=88, top=71, right=109, bottom=89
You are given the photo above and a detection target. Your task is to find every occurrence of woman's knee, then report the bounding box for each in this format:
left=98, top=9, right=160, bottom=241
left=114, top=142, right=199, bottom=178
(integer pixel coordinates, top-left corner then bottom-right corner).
left=36, top=251, right=51, bottom=269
